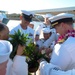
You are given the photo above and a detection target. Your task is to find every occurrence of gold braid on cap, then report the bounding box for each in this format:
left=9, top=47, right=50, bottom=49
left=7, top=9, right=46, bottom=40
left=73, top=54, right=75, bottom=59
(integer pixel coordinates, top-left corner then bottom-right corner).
left=52, top=22, right=58, bottom=27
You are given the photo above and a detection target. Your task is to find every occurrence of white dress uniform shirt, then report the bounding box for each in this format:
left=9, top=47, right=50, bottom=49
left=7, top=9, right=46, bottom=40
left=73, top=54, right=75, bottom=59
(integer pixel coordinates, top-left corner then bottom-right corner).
left=50, top=37, right=75, bottom=71
left=6, top=55, right=28, bottom=75
left=10, top=24, right=34, bottom=36
left=39, top=61, right=75, bottom=75
left=39, top=61, right=60, bottom=75
left=10, top=24, right=34, bottom=45
left=35, top=39, right=44, bottom=48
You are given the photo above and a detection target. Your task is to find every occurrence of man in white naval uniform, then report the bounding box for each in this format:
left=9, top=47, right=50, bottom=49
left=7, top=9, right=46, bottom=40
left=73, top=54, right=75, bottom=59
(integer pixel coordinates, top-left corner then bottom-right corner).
left=38, top=28, right=56, bottom=59
left=42, top=28, right=57, bottom=49
left=8, top=10, right=34, bottom=75
left=39, top=13, right=75, bottom=75
left=35, top=14, right=53, bottom=38
left=10, top=10, right=34, bottom=45
left=41, top=28, right=55, bottom=49
left=0, top=40, right=28, bottom=75
left=35, top=28, right=55, bottom=49
left=35, top=14, right=58, bottom=47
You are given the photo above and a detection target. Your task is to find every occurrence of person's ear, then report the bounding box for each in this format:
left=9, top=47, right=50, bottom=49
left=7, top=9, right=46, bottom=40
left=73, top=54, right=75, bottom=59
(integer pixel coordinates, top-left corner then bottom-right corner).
left=19, top=15, right=23, bottom=20
left=61, top=22, right=65, bottom=28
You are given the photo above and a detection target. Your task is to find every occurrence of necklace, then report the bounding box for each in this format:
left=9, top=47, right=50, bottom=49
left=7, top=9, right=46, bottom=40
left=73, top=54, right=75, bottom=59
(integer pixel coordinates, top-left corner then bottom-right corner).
left=57, top=30, right=75, bottom=44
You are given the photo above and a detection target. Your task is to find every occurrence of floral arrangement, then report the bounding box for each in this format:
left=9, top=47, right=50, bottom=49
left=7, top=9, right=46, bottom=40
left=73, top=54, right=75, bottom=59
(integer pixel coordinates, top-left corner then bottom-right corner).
left=9, top=29, right=29, bottom=60
left=9, top=29, right=49, bottom=73
left=57, top=30, right=75, bottom=43
left=24, top=43, right=48, bottom=72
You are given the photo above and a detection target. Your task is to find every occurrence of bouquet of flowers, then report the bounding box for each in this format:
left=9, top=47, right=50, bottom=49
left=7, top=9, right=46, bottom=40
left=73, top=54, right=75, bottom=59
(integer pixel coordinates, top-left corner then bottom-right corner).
left=24, top=43, right=49, bottom=73
left=9, top=29, right=49, bottom=73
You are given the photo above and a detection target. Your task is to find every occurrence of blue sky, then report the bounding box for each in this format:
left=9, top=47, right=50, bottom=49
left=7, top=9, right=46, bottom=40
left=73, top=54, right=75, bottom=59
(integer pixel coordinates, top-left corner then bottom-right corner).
left=0, top=0, right=75, bottom=13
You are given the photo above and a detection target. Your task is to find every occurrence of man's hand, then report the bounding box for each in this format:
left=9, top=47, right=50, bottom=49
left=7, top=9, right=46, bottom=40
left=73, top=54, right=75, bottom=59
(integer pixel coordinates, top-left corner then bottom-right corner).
left=45, top=48, right=52, bottom=56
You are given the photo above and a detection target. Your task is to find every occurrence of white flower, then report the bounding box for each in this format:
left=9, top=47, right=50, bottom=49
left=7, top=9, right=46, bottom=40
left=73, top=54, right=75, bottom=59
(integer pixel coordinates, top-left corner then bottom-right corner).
left=41, top=49, right=45, bottom=54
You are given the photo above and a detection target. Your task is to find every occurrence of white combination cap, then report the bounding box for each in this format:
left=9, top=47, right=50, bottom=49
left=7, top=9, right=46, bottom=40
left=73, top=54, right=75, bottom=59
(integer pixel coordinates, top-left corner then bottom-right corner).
left=35, top=32, right=40, bottom=36
left=44, top=14, right=53, bottom=18
left=21, top=10, right=34, bottom=17
left=21, top=10, right=34, bottom=22
left=42, top=28, right=51, bottom=33
left=0, top=40, right=12, bottom=64
left=49, top=13, right=74, bottom=27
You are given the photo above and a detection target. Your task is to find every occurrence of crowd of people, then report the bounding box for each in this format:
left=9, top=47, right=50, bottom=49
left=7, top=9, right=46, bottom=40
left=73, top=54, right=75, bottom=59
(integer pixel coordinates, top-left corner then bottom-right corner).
left=0, top=10, right=75, bottom=75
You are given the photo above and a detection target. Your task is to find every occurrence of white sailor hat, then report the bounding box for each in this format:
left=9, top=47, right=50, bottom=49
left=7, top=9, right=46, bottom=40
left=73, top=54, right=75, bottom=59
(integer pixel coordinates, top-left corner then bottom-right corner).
left=0, top=14, right=3, bottom=21
left=21, top=10, right=34, bottom=22
left=0, top=40, right=12, bottom=64
left=35, top=32, right=40, bottom=36
left=49, top=13, right=74, bottom=27
left=44, top=14, right=53, bottom=18
left=42, top=28, right=51, bottom=33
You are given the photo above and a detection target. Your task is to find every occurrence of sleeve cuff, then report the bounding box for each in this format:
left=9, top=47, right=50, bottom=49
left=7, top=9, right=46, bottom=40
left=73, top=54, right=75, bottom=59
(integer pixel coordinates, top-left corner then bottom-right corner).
left=13, top=55, right=26, bottom=62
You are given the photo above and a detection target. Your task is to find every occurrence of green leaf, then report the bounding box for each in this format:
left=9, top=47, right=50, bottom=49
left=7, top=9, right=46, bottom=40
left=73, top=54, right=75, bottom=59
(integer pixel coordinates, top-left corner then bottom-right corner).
left=9, top=29, right=29, bottom=60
